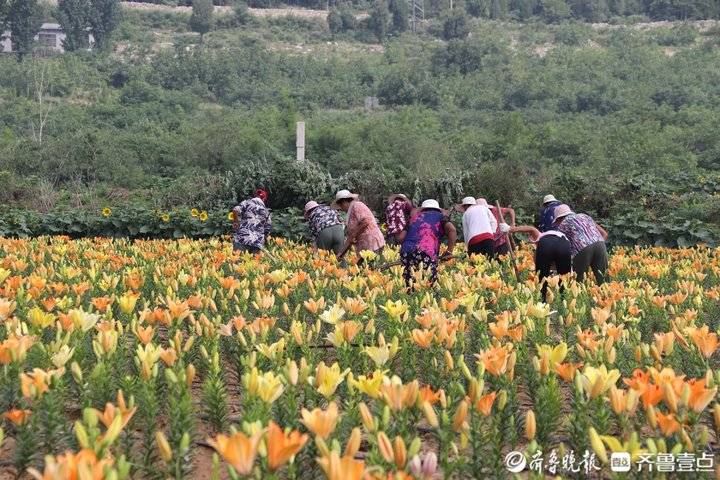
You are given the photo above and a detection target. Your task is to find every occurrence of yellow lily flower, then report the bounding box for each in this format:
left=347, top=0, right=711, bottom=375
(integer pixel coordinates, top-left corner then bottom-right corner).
left=310, top=362, right=349, bottom=399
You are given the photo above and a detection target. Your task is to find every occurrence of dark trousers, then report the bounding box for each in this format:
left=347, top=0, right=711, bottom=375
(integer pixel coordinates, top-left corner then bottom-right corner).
left=573, top=241, right=608, bottom=285
left=535, top=235, right=572, bottom=302
left=468, top=239, right=495, bottom=258
left=494, top=242, right=510, bottom=258
left=233, top=242, right=260, bottom=254
left=401, top=249, right=438, bottom=290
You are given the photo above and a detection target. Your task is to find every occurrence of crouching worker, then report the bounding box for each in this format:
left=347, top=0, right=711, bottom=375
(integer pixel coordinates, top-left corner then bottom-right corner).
left=232, top=189, right=271, bottom=253
left=304, top=201, right=345, bottom=255
left=385, top=193, right=413, bottom=245
left=334, top=189, right=386, bottom=262
left=553, top=204, right=609, bottom=285
left=458, top=197, right=497, bottom=259
left=508, top=224, right=571, bottom=302
left=400, top=199, right=457, bottom=291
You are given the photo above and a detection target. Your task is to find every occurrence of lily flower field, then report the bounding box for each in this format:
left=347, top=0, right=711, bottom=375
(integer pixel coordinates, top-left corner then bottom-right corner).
left=0, top=236, right=719, bottom=479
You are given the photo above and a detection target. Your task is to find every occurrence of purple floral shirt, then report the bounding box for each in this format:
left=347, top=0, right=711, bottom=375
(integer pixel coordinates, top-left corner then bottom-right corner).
left=557, top=213, right=604, bottom=256
left=386, top=199, right=412, bottom=236
left=401, top=210, right=448, bottom=259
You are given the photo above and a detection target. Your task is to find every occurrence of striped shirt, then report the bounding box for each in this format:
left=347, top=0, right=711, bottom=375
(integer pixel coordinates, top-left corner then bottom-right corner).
left=557, top=213, right=604, bottom=256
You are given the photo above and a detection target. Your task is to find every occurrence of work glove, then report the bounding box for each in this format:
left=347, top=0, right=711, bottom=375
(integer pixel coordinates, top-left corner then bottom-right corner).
left=499, top=223, right=511, bottom=233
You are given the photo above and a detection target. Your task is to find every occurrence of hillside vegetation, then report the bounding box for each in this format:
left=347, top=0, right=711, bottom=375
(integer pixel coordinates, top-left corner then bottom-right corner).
left=0, top=3, right=719, bottom=246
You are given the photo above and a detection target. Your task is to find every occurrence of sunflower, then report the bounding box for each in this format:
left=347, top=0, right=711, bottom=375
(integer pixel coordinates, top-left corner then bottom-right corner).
left=161, top=213, right=170, bottom=223
left=199, top=211, right=209, bottom=222
left=190, top=208, right=199, bottom=218
left=101, top=207, right=112, bottom=218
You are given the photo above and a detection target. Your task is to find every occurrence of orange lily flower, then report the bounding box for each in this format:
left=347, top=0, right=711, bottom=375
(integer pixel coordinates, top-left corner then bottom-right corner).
left=135, top=326, right=154, bottom=345
left=656, top=412, right=681, bottom=437
left=300, top=401, right=339, bottom=439
left=475, top=346, right=510, bottom=377
left=207, top=431, right=263, bottom=476
left=418, top=385, right=443, bottom=406
left=317, top=451, right=365, bottom=480
left=266, top=421, right=308, bottom=471
left=411, top=329, right=434, bottom=349
left=686, top=325, right=719, bottom=358
left=474, top=391, right=497, bottom=416
left=159, top=348, right=177, bottom=367
left=3, top=408, right=31, bottom=425
left=90, top=296, right=112, bottom=312
left=554, top=362, right=582, bottom=382
left=687, top=379, right=717, bottom=413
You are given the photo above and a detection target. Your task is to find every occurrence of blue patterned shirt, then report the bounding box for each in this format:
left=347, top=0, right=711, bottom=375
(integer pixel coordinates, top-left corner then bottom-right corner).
left=233, top=198, right=271, bottom=248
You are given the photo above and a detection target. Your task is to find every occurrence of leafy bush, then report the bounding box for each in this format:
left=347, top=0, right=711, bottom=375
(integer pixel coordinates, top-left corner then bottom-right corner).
left=652, top=25, right=698, bottom=46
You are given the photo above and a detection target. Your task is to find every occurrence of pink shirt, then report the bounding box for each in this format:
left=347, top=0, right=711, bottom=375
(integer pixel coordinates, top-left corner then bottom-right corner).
left=347, top=201, right=385, bottom=253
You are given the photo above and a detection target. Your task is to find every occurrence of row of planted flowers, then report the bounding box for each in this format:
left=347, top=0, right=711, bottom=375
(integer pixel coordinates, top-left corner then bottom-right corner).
left=0, top=237, right=719, bottom=479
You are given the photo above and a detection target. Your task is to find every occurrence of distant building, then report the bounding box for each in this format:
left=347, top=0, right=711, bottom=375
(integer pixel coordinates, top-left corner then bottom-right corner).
left=1, top=23, right=94, bottom=55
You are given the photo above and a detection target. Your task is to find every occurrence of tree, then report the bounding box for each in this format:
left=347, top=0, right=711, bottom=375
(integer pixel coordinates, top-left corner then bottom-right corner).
left=511, top=0, right=536, bottom=18
left=6, top=0, right=43, bottom=61
left=369, top=0, right=391, bottom=40
left=442, top=9, right=470, bottom=40
left=190, top=0, right=213, bottom=39
left=88, top=0, right=121, bottom=50
left=539, top=0, right=570, bottom=20
left=490, top=0, right=508, bottom=18
left=388, top=0, right=409, bottom=33
left=328, top=7, right=343, bottom=33
left=0, top=0, right=10, bottom=29
left=57, top=0, right=90, bottom=52
left=465, top=0, right=491, bottom=17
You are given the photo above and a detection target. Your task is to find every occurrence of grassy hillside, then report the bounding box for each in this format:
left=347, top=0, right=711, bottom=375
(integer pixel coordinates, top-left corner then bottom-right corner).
left=0, top=7, right=719, bottom=245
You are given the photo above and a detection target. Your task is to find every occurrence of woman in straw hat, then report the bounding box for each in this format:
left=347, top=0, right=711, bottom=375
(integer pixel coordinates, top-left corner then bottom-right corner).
left=304, top=200, right=345, bottom=255
left=400, top=199, right=457, bottom=290
left=333, top=189, right=385, bottom=259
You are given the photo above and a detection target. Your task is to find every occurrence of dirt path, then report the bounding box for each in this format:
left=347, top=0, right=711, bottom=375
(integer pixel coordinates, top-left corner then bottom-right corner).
left=44, top=0, right=335, bottom=19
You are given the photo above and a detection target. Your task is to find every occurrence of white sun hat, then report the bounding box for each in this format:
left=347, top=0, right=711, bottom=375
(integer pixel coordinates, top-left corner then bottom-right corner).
left=461, top=196, right=476, bottom=206
left=543, top=194, right=558, bottom=204
left=334, top=189, right=359, bottom=201
left=304, top=201, right=319, bottom=214
left=421, top=199, right=441, bottom=210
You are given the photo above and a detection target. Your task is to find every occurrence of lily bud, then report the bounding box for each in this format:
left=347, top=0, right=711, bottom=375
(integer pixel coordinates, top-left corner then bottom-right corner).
left=452, top=400, right=469, bottom=432
left=646, top=405, right=657, bottom=429
left=662, top=382, right=678, bottom=413
left=497, top=390, right=508, bottom=411
left=525, top=410, right=536, bottom=441
left=377, top=432, right=394, bottom=463
left=421, top=402, right=439, bottom=428
left=344, top=428, right=361, bottom=457
left=588, top=427, right=608, bottom=464
left=156, top=431, right=172, bottom=462
left=407, top=436, right=421, bottom=458
left=393, top=436, right=407, bottom=469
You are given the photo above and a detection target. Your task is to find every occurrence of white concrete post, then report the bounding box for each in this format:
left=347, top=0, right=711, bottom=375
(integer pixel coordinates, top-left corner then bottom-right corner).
left=296, top=121, right=305, bottom=161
